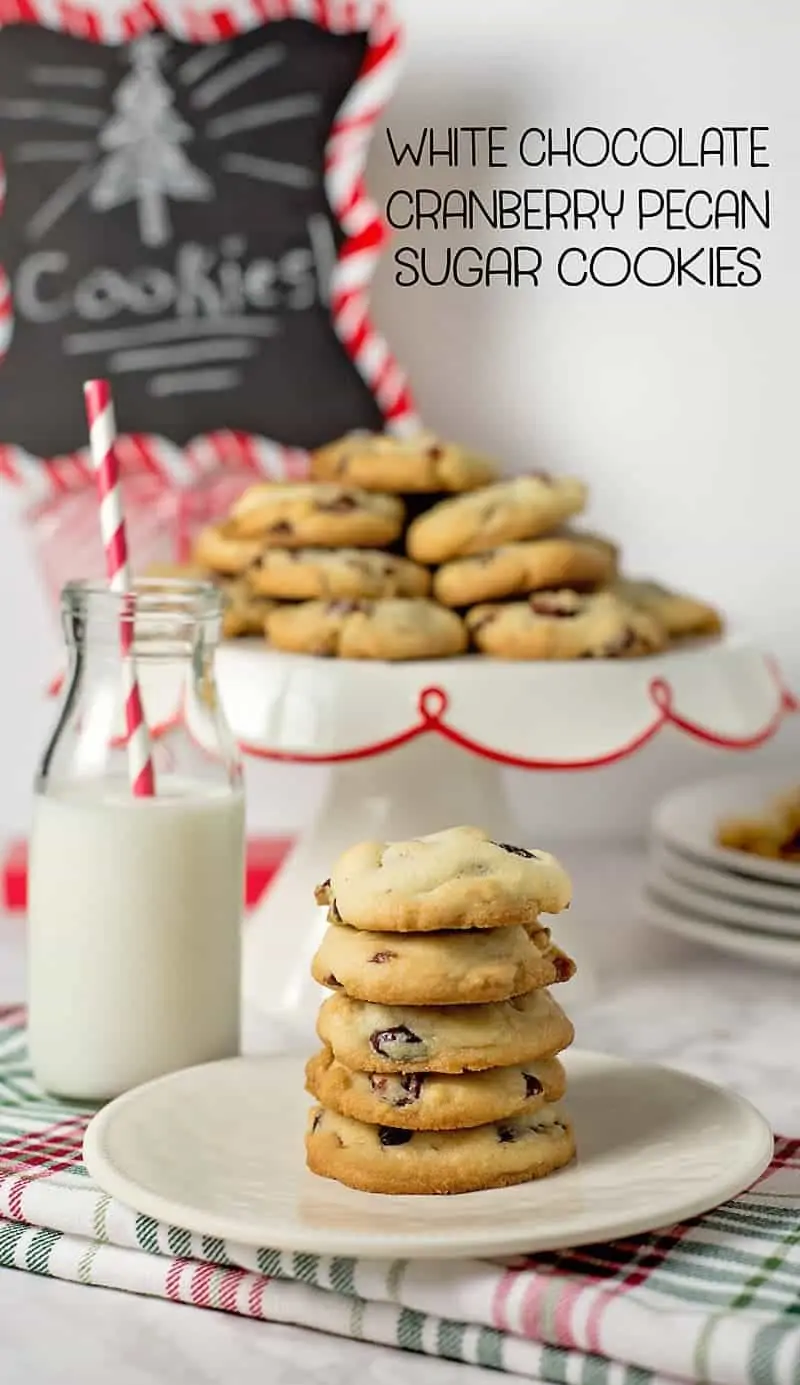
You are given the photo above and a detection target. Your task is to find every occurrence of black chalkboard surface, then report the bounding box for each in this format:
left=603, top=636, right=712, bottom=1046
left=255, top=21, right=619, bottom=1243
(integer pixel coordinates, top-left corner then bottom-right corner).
left=0, top=19, right=387, bottom=458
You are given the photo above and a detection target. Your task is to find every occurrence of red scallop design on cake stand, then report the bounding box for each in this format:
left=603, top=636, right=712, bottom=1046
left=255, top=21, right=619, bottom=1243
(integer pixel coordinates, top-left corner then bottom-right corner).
left=211, top=638, right=791, bottom=1043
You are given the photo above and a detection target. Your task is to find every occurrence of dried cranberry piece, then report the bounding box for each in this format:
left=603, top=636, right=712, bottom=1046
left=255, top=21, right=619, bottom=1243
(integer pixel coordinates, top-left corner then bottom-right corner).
left=369, top=950, right=397, bottom=964
left=324, top=973, right=343, bottom=989
left=317, top=494, right=358, bottom=513
left=492, top=842, right=538, bottom=859
left=369, top=1073, right=424, bottom=1107
left=370, top=1026, right=425, bottom=1059
left=529, top=594, right=581, bottom=619
left=326, top=599, right=363, bottom=616
left=497, top=1123, right=518, bottom=1143
left=523, top=1073, right=543, bottom=1098
left=378, top=1127, right=414, bottom=1147
left=553, top=955, right=574, bottom=982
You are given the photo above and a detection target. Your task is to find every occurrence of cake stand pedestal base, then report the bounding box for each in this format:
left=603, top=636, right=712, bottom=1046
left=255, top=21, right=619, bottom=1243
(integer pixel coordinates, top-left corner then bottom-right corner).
left=241, top=733, right=516, bottom=1050
left=214, top=638, right=788, bottom=1054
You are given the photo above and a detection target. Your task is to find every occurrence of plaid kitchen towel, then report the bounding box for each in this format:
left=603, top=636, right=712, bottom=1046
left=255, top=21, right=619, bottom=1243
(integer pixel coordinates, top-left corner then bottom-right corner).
left=1, top=1005, right=797, bottom=1385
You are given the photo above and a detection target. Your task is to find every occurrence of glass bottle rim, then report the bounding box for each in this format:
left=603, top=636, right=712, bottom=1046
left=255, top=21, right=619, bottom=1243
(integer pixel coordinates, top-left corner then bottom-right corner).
left=62, top=576, right=222, bottom=621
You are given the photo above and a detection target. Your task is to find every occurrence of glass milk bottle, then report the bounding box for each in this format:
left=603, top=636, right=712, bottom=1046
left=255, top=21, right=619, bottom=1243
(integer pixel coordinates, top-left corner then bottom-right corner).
left=28, top=579, right=245, bottom=1100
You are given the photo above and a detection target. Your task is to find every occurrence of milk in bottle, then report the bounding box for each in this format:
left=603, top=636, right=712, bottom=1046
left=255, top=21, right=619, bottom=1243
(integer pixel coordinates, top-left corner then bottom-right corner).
left=27, top=580, right=245, bottom=1100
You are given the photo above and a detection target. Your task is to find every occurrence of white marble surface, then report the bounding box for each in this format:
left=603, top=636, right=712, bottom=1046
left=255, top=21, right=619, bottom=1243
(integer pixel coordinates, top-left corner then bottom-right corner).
left=1, top=842, right=798, bottom=1385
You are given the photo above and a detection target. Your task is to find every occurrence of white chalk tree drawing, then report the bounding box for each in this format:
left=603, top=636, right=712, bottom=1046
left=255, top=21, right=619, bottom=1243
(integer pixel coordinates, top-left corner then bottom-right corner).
left=89, top=34, right=211, bottom=247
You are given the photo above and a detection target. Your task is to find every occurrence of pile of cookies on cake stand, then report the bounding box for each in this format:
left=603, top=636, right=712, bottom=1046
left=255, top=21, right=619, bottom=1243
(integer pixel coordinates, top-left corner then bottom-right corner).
left=305, top=827, right=577, bottom=1195
left=167, top=430, right=784, bottom=1041
left=188, top=430, right=723, bottom=661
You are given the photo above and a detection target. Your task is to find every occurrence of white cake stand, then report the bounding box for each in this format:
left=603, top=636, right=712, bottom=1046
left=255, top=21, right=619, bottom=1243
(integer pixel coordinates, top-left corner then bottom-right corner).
left=214, top=636, right=789, bottom=1044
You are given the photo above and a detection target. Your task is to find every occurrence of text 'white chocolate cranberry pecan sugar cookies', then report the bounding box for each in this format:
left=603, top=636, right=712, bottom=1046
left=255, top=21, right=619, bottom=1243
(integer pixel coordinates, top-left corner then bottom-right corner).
left=305, top=825, right=576, bottom=1194
left=406, top=474, right=587, bottom=564
left=310, top=430, right=498, bottom=494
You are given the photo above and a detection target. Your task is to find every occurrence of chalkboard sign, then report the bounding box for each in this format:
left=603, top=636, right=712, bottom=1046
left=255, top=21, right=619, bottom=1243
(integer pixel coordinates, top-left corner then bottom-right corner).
left=0, top=10, right=412, bottom=464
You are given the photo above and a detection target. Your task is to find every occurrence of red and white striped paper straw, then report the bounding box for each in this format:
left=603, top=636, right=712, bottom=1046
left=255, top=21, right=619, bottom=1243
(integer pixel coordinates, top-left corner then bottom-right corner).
left=83, top=379, right=156, bottom=798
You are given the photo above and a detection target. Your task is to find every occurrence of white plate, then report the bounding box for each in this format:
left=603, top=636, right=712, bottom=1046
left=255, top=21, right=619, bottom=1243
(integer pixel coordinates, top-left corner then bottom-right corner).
left=646, top=867, right=800, bottom=939
left=83, top=1050, right=772, bottom=1260
left=641, top=888, right=800, bottom=969
left=650, top=842, right=800, bottom=912
left=653, top=772, right=800, bottom=886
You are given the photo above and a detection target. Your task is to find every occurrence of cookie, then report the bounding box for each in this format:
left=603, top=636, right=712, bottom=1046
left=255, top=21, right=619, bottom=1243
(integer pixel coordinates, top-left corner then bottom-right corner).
left=717, top=788, right=800, bottom=861
left=316, top=989, right=574, bottom=1074
left=193, top=522, right=265, bottom=576
left=312, top=921, right=574, bottom=1005
left=305, top=1047, right=566, bottom=1131
left=265, top=598, right=466, bottom=661
left=305, top=1102, right=575, bottom=1194
left=310, top=431, right=497, bottom=494
left=219, top=580, right=275, bottom=639
left=434, top=533, right=618, bottom=608
left=316, top=827, right=571, bottom=931
left=613, top=579, right=723, bottom=640
left=247, top=547, right=431, bottom=601
left=467, top=590, right=667, bottom=660
left=229, top=483, right=404, bottom=548
left=406, top=475, right=587, bottom=564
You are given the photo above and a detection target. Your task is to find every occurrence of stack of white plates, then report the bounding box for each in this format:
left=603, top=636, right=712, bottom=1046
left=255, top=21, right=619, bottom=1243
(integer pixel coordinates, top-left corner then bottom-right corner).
left=644, top=772, right=800, bottom=968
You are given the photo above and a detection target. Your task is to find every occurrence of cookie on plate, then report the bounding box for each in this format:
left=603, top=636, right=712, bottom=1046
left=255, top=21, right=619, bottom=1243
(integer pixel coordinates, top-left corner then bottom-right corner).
left=434, top=533, right=617, bottom=608
left=406, top=475, right=587, bottom=564
left=219, top=580, right=275, bottom=639
left=248, top=547, right=431, bottom=601
left=229, top=483, right=404, bottom=547
left=717, top=787, right=800, bottom=861
left=193, top=523, right=265, bottom=575
left=316, top=826, right=571, bottom=931
left=467, top=589, right=666, bottom=660
left=306, top=1047, right=566, bottom=1130
left=265, top=598, right=466, bottom=661
left=316, top=989, right=574, bottom=1074
left=305, top=1102, right=575, bottom=1194
left=310, top=431, right=497, bottom=494
left=614, top=579, right=723, bottom=640
left=312, top=921, right=574, bottom=1005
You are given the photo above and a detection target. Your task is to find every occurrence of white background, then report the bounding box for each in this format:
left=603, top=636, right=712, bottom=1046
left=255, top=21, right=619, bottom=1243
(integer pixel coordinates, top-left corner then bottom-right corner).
left=1, top=0, right=799, bottom=841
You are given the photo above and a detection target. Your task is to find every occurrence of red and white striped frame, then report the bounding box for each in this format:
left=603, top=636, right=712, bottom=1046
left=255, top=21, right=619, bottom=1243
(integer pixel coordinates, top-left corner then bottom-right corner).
left=0, top=0, right=419, bottom=503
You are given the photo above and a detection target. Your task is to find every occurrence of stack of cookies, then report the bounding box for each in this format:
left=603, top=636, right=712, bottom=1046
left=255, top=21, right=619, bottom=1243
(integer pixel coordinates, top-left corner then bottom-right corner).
left=304, top=826, right=578, bottom=1195
left=186, top=429, right=723, bottom=660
